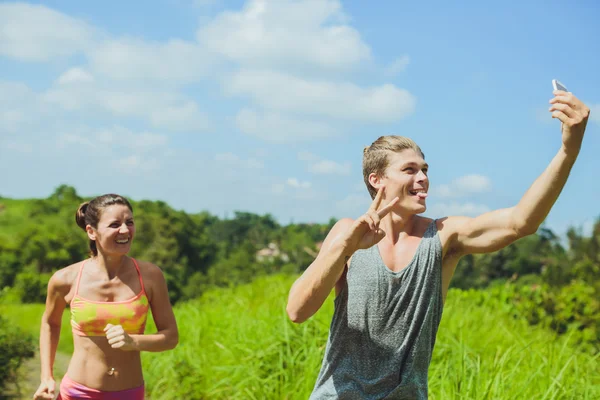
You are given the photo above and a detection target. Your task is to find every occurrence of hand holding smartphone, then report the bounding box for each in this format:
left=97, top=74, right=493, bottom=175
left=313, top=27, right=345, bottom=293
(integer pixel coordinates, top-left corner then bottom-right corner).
left=552, top=79, right=568, bottom=92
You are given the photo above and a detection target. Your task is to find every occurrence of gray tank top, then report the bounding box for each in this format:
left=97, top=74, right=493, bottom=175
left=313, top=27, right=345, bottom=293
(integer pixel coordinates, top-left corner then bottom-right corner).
left=310, top=220, right=443, bottom=399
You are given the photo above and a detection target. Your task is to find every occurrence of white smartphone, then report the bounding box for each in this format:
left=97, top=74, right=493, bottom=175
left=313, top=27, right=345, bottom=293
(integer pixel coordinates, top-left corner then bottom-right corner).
left=552, top=79, right=568, bottom=92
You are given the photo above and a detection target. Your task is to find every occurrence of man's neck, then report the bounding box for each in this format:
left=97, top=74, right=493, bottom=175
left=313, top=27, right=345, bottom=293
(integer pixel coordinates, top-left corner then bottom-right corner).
left=380, top=212, right=423, bottom=245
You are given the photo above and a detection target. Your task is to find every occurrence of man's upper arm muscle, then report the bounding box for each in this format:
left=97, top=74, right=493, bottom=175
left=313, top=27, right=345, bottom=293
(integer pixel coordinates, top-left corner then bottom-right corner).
left=443, top=207, right=525, bottom=257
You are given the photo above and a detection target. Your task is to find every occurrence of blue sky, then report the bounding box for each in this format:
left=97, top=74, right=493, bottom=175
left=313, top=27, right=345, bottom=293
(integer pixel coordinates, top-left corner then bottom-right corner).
left=0, top=0, right=598, bottom=237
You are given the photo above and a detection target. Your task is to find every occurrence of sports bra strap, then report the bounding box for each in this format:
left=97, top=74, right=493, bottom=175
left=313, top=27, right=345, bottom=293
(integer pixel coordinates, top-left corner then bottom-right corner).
left=74, top=258, right=145, bottom=295
left=131, top=258, right=146, bottom=293
left=73, top=260, right=87, bottom=295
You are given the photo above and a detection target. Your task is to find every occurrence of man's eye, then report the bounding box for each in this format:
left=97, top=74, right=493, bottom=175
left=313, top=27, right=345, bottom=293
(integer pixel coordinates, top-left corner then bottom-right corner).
left=127, top=221, right=134, bottom=226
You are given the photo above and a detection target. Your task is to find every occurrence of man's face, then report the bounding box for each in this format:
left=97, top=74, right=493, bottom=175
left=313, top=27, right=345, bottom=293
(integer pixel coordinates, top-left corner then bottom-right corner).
left=376, top=149, right=429, bottom=214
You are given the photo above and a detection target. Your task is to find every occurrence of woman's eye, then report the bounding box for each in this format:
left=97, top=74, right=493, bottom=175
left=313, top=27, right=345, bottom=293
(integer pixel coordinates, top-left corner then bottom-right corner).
left=127, top=221, right=134, bottom=226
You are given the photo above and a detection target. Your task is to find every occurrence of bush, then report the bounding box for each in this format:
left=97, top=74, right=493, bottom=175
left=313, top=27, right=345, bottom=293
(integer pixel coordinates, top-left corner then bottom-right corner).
left=0, top=315, right=35, bottom=391
left=14, top=271, right=51, bottom=303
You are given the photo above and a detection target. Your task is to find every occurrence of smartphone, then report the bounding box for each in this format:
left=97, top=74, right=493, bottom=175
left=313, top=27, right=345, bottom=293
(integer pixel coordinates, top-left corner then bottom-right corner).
left=552, top=79, right=568, bottom=92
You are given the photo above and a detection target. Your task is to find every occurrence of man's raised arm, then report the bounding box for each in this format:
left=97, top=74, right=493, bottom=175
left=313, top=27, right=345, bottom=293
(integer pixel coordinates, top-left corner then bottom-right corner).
left=442, top=90, right=590, bottom=257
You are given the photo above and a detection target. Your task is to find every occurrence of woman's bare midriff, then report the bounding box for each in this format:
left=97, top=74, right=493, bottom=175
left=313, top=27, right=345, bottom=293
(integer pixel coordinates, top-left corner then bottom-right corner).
left=66, top=335, right=144, bottom=391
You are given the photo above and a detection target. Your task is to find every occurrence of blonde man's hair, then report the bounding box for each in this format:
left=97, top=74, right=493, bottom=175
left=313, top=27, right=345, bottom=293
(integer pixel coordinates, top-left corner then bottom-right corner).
left=362, top=136, right=425, bottom=199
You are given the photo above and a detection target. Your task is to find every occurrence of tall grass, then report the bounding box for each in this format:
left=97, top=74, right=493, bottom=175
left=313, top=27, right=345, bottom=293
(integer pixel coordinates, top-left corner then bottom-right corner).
left=2, top=275, right=598, bottom=398
left=0, top=304, right=73, bottom=354
left=142, top=275, right=600, bottom=399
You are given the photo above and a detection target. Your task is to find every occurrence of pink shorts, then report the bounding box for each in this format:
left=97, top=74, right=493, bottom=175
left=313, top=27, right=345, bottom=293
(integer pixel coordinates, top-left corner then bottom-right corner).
left=58, top=375, right=145, bottom=399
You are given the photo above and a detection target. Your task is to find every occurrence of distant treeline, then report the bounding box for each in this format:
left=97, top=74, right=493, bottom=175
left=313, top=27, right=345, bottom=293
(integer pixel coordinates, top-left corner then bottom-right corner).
left=0, top=185, right=334, bottom=304
left=0, top=185, right=598, bottom=351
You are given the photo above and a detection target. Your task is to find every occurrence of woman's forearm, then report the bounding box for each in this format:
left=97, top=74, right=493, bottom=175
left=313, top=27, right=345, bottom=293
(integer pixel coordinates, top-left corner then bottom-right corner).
left=39, top=320, right=61, bottom=380
left=130, top=329, right=179, bottom=352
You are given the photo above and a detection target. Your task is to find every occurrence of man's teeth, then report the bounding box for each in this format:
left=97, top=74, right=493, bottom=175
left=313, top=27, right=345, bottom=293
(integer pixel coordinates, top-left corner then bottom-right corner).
left=116, top=239, right=129, bottom=244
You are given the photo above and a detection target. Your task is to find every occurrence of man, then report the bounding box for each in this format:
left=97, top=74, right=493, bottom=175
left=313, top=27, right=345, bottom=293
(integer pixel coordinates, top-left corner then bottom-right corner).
left=286, top=88, right=590, bottom=399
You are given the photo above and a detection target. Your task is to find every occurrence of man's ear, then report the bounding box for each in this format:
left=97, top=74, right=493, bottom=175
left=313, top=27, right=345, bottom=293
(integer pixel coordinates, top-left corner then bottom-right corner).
left=368, top=173, right=383, bottom=191
left=86, top=225, right=96, bottom=241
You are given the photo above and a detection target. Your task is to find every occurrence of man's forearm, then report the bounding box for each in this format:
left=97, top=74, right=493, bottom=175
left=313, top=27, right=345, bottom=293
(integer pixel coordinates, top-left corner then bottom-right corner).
left=286, top=238, right=353, bottom=323
left=512, top=145, right=579, bottom=234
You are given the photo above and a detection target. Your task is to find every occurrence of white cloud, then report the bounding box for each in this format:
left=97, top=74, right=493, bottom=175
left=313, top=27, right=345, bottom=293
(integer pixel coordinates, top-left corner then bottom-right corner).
left=215, top=152, right=239, bottom=162
left=227, top=69, right=415, bottom=122
left=56, top=133, right=95, bottom=149
left=0, top=139, right=33, bottom=153
left=193, top=0, right=220, bottom=7
left=149, top=102, right=210, bottom=132
left=0, top=3, right=94, bottom=62
left=235, top=108, right=337, bottom=142
left=385, top=55, right=410, bottom=77
left=426, top=202, right=491, bottom=218
left=57, top=126, right=168, bottom=153
left=98, top=127, right=169, bottom=152
left=0, top=82, right=36, bottom=106
left=42, top=82, right=210, bottom=132
left=435, top=174, right=492, bottom=198
left=310, top=160, right=350, bottom=175
left=287, top=178, right=311, bottom=189
left=214, top=152, right=264, bottom=169
left=271, top=183, right=285, bottom=195
left=199, top=0, right=370, bottom=71
left=88, top=38, right=214, bottom=84
left=298, top=151, right=319, bottom=162
left=57, top=67, right=95, bottom=85
left=335, top=193, right=371, bottom=218
left=298, top=152, right=350, bottom=175
left=0, top=110, right=25, bottom=134
left=42, top=85, right=178, bottom=115
left=116, top=155, right=160, bottom=173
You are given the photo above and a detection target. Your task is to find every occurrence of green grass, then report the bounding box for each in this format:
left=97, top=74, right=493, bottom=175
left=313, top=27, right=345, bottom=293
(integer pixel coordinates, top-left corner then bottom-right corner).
left=3, top=275, right=599, bottom=399
left=0, top=304, right=73, bottom=354
left=141, top=275, right=600, bottom=399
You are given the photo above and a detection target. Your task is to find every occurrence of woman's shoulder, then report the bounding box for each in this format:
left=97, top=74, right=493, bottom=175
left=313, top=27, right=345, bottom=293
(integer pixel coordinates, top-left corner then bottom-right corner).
left=49, top=260, right=86, bottom=293
left=132, top=258, right=165, bottom=280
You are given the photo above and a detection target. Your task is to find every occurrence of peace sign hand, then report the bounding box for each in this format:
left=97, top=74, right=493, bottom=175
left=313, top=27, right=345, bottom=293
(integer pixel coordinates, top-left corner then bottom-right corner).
left=344, top=186, right=399, bottom=252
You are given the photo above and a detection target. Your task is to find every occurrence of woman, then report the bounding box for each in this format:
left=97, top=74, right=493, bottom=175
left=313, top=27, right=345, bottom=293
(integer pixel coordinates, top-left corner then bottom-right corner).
left=33, top=194, right=178, bottom=400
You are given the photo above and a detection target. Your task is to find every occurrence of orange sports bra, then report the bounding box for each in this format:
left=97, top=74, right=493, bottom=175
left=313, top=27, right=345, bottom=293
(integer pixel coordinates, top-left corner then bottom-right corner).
left=70, top=258, right=149, bottom=337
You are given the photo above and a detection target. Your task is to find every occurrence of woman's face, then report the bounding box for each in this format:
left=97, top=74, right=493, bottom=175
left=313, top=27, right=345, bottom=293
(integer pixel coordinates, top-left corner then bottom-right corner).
left=88, top=204, right=135, bottom=256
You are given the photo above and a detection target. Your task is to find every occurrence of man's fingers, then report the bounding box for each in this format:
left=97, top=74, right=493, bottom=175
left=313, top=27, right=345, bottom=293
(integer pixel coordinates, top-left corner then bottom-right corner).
left=377, top=197, right=400, bottom=218
left=551, top=110, right=569, bottom=124
left=369, top=186, right=385, bottom=212
left=550, top=94, right=575, bottom=105
left=364, top=214, right=376, bottom=231
left=367, top=211, right=381, bottom=230
left=549, top=102, right=575, bottom=118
